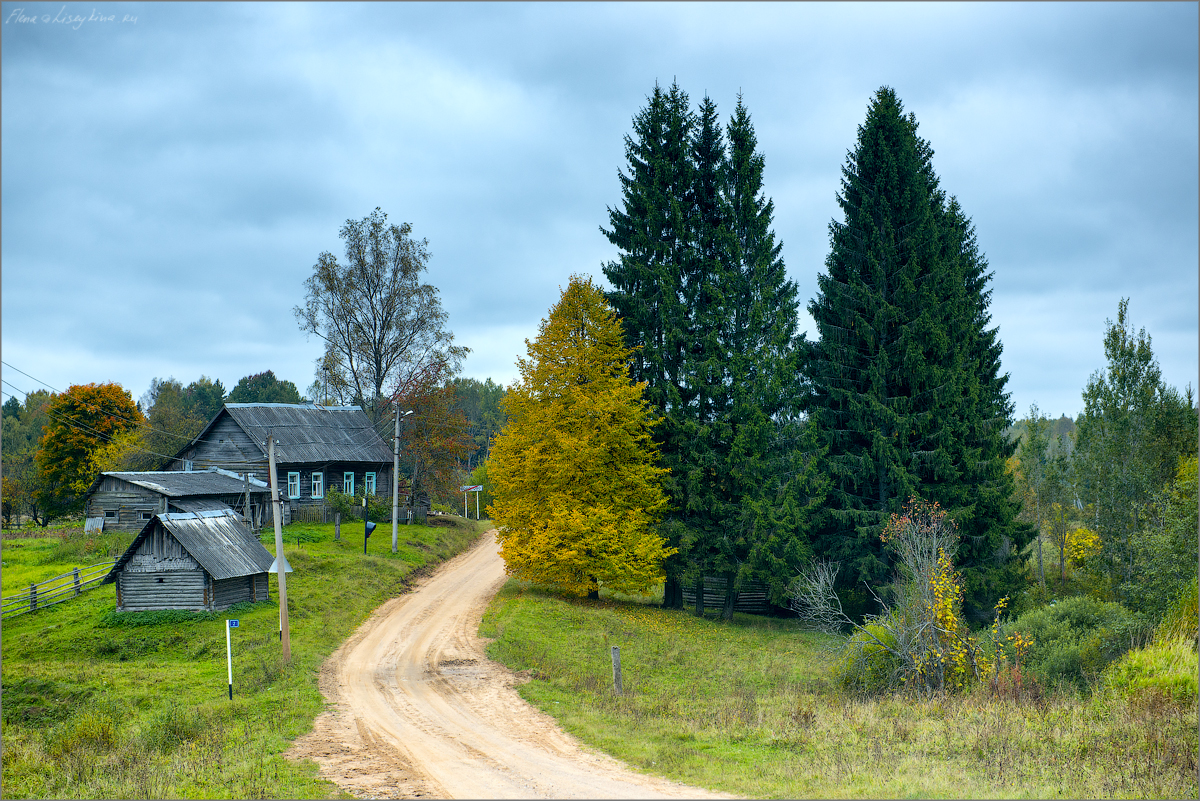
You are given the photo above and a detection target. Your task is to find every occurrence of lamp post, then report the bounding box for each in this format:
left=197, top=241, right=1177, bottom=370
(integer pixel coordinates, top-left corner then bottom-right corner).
left=392, top=408, right=413, bottom=553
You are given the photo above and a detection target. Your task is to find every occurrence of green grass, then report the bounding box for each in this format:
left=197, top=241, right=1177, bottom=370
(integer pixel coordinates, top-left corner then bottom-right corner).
left=1, top=516, right=490, bottom=799
left=481, top=580, right=1200, bottom=799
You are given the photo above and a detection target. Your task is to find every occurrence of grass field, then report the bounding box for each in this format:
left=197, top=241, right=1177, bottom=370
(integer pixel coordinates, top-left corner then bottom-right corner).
left=481, top=581, right=1199, bottom=799
left=1, top=515, right=488, bottom=799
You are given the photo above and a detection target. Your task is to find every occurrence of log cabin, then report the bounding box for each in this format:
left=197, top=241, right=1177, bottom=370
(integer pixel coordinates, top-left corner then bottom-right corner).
left=166, top=403, right=396, bottom=522
left=101, top=509, right=275, bottom=612
left=84, top=468, right=270, bottom=533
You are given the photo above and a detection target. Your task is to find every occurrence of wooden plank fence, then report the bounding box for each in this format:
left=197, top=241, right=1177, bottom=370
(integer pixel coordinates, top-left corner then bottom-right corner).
left=1, top=560, right=116, bottom=620
left=681, top=576, right=770, bottom=615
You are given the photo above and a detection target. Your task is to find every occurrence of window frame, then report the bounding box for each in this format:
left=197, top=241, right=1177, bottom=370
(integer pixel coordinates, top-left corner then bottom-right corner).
left=311, top=471, right=324, bottom=499
left=343, top=471, right=355, bottom=495
left=287, top=472, right=300, bottom=499
left=365, top=472, right=376, bottom=496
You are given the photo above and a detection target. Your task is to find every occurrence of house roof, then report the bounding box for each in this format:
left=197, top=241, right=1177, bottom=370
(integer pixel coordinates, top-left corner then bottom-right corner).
left=182, top=403, right=393, bottom=465
left=103, top=509, right=275, bottom=583
left=86, top=467, right=269, bottom=499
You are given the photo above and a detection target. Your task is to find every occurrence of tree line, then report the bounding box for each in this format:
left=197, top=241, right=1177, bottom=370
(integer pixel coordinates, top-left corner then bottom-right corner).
left=487, top=83, right=1197, bottom=629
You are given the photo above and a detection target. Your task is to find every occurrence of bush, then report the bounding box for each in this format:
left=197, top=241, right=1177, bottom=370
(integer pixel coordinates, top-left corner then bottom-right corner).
left=1156, top=577, right=1198, bottom=645
left=1006, top=596, right=1152, bottom=691
left=1103, top=636, right=1198, bottom=706
left=836, top=617, right=903, bottom=695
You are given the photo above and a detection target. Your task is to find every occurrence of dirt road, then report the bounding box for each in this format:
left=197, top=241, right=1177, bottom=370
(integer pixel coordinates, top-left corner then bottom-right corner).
left=286, top=531, right=732, bottom=799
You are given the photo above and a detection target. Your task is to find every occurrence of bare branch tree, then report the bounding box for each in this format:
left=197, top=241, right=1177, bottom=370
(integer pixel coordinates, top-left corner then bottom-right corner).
left=295, top=208, right=468, bottom=424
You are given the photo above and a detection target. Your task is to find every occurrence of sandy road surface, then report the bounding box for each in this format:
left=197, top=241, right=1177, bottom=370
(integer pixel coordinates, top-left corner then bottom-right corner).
left=286, top=531, right=733, bottom=799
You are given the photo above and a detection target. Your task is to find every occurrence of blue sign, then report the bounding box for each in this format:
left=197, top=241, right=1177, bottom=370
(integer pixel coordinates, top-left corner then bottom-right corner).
left=228, top=620, right=239, bottom=628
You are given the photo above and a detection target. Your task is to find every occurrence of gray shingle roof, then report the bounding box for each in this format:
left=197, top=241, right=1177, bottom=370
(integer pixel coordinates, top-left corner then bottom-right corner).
left=224, top=403, right=393, bottom=464
left=104, top=509, right=275, bottom=583
left=93, top=469, right=269, bottom=498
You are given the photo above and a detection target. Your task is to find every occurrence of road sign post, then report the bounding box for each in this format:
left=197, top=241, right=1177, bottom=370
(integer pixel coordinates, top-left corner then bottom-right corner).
left=460, top=485, right=483, bottom=520
left=226, top=619, right=239, bottom=700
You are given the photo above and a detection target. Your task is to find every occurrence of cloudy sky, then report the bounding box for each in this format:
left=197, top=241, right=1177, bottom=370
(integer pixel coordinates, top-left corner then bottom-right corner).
left=2, top=1, right=1196, bottom=421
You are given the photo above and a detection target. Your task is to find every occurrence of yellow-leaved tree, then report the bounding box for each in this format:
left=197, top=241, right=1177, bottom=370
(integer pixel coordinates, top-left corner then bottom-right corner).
left=488, top=274, right=672, bottom=598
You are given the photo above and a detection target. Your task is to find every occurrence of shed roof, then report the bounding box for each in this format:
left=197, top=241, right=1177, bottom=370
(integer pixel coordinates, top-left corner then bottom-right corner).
left=184, top=403, right=393, bottom=465
left=103, top=509, right=275, bottom=583
left=86, top=468, right=269, bottom=499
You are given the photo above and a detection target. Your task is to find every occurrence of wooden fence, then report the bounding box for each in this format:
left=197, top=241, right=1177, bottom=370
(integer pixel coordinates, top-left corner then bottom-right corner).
left=1, top=560, right=116, bottom=620
left=681, top=576, right=770, bottom=615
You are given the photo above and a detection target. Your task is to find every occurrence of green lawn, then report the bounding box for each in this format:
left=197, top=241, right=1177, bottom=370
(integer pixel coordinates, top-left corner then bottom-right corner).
left=1, top=516, right=488, bottom=799
left=481, top=580, right=1199, bottom=799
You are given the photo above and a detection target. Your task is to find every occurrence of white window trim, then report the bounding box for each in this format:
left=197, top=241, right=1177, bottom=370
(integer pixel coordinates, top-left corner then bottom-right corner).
left=343, top=472, right=355, bottom=495
left=311, top=471, right=324, bottom=499
left=365, top=472, right=376, bottom=496
left=287, top=472, right=300, bottom=499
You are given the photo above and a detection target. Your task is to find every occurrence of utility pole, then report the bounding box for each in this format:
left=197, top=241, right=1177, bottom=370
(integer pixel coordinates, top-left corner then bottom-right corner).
left=392, top=406, right=400, bottom=554
left=392, top=408, right=412, bottom=553
left=268, top=434, right=291, bottom=663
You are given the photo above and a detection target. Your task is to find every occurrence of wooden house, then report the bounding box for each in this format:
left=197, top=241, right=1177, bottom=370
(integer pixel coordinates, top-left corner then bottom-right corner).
left=167, top=403, right=395, bottom=522
left=83, top=468, right=270, bottom=533
left=101, top=509, right=275, bottom=612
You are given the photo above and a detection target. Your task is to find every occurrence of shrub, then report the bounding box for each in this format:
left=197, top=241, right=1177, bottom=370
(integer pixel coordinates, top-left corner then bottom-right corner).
left=1103, top=636, right=1198, bottom=706
left=794, top=497, right=998, bottom=696
left=1155, top=576, right=1198, bottom=646
left=1006, top=595, right=1151, bottom=690
left=836, top=617, right=903, bottom=695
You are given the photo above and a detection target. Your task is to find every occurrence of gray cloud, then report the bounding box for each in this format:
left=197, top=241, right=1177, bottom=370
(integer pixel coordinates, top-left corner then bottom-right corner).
left=2, top=1, right=1195, bottom=425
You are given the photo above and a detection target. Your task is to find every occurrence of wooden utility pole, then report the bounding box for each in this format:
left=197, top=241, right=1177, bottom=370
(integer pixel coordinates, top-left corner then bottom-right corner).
left=243, top=471, right=252, bottom=531
left=268, top=434, right=292, bottom=662
left=392, top=406, right=400, bottom=554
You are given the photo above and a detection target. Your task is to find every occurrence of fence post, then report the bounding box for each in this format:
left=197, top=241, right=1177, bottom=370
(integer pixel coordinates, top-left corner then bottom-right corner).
left=611, top=646, right=623, bottom=695
left=73, top=568, right=81, bottom=596
left=334, top=513, right=341, bottom=541
left=29, top=583, right=36, bottom=613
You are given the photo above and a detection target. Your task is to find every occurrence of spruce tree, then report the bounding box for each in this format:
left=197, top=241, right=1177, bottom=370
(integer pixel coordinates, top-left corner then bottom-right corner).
left=805, top=87, right=1028, bottom=620
left=603, top=82, right=696, bottom=607
left=605, top=87, right=813, bottom=612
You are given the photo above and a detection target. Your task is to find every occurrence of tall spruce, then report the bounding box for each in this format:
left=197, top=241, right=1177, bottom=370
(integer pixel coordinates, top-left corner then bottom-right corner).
left=805, top=87, right=1027, bottom=621
left=604, top=87, right=812, bottom=612
left=603, top=81, right=696, bottom=607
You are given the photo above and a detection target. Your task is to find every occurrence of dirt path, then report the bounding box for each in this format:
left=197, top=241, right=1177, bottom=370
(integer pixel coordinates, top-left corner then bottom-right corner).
left=286, top=531, right=733, bottom=799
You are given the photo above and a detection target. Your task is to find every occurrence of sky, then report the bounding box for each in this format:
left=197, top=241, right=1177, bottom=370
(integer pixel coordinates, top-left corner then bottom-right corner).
left=2, top=1, right=1197, bottom=422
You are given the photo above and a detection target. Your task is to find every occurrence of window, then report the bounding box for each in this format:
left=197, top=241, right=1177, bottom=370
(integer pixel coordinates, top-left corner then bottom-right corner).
left=311, top=472, right=324, bottom=499
left=343, top=472, right=354, bottom=495
left=104, top=510, right=117, bottom=519
left=365, top=472, right=376, bottom=496
left=287, top=472, right=300, bottom=499
left=140, top=511, right=153, bottom=521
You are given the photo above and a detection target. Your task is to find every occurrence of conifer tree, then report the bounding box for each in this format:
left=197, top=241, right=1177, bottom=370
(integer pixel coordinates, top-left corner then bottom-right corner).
left=602, top=82, right=696, bottom=606
left=604, top=87, right=813, bottom=611
left=488, top=275, right=671, bottom=598
left=805, top=87, right=1027, bottom=620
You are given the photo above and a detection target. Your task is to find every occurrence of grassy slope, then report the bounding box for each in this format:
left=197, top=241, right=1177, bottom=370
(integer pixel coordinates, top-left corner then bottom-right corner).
left=481, top=581, right=1199, bottom=799
left=1, top=516, right=488, bottom=799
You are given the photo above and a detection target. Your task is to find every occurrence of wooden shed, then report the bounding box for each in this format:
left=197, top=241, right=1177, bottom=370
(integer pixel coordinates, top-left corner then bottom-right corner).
left=83, top=468, right=270, bottom=533
left=101, top=509, right=275, bottom=612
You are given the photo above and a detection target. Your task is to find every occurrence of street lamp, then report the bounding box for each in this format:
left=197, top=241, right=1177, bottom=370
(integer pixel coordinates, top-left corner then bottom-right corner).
left=392, top=408, right=414, bottom=553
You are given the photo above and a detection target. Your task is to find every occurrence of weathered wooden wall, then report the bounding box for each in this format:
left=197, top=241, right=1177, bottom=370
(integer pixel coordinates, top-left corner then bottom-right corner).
left=172, top=416, right=265, bottom=472
left=87, top=478, right=167, bottom=532
left=117, top=570, right=206, bottom=612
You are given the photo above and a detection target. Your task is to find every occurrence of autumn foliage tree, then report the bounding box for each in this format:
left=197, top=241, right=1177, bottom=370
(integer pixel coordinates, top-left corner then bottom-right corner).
left=488, top=275, right=673, bottom=598
left=35, top=383, right=143, bottom=518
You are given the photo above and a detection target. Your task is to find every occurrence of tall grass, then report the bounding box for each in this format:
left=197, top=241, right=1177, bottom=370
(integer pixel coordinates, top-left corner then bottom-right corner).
left=481, top=580, right=1199, bottom=799
left=1, top=517, right=488, bottom=799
